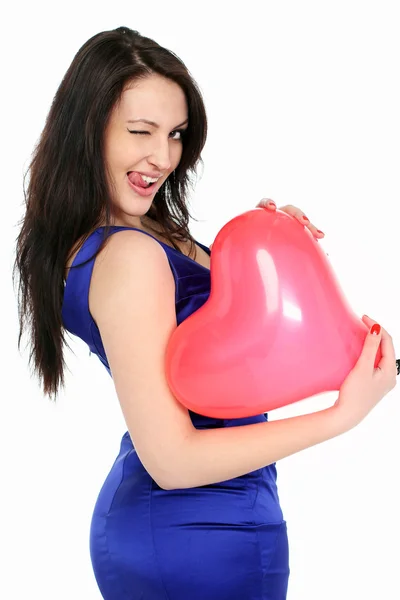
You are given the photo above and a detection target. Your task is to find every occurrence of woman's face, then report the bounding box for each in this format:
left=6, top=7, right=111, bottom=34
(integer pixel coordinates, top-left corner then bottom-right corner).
left=104, top=73, right=188, bottom=227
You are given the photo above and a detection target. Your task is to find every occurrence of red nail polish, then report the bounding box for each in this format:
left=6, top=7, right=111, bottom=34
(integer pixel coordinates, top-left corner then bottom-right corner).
left=303, top=216, right=309, bottom=221
left=370, top=324, right=381, bottom=335
left=317, top=230, right=324, bottom=235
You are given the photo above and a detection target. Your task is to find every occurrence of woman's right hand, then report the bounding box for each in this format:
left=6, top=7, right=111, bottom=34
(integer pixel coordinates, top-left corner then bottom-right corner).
left=334, top=315, right=397, bottom=432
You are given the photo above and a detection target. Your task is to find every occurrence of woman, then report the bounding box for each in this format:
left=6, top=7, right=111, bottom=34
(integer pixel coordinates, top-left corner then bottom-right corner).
left=14, top=26, right=397, bottom=599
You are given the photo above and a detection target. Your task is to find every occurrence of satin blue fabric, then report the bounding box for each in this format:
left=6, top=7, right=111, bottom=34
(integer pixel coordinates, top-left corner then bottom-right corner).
left=62, top=226, right=289, bottom=599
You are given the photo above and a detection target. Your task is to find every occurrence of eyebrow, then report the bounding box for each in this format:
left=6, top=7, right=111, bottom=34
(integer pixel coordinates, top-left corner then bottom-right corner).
left=126, top=118, right=189, bottom=128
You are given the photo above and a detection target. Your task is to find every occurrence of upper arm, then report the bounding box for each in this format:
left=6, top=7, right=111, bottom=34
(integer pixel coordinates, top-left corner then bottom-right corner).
left=89, top=230, right=195, bottom=488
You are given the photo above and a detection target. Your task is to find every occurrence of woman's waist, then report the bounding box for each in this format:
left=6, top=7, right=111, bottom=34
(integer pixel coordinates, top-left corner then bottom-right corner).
left=109, top=438, right=283, bottom=524
left=120, top=412, right=275, bottom=484
left=119, top=429, right=279, bottom=491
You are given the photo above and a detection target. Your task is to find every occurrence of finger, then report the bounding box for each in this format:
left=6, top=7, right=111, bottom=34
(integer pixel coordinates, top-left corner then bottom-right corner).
left=377, top=327, right=397, bottom=374
left=257, top=198, right=276, bottom=210
left=359, top=315, right=399, bottom=377
left=300, top=214, right=325, bottom=239
left=357, top=322, right=383, bottom=369
left=362, top=314, right=377, bottom=326
left=361, top=316, right=396, bottom=374
left=280, top=205, right=325, bottom=239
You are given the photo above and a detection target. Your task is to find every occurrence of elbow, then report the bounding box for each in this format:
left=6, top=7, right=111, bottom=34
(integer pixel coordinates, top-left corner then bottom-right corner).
left=153, top=470, right=186, bottom=491
left=148, top=463, right=182, bottom=491
left=157, top=481, right=176, bottom=491
left=153, top=471, right=173, bottom=490
left=152, top=466, right=192, bottom=491
left=139, top=432, right=196, bottom=490
left=157, top=481, right=189, bottom=491
left=147, top=435, right=195, bottom=490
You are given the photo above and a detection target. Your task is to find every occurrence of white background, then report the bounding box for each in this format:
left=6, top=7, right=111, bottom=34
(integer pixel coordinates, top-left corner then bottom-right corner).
left=1, top=1, right=399, bottom=598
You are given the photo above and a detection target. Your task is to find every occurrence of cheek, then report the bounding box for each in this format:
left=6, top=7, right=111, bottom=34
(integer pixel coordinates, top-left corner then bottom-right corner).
left=172, top=144, right=184, bottom=167
left=105, top=149, right=121, bottom=174
left=106, top=135, right=134, bottom=170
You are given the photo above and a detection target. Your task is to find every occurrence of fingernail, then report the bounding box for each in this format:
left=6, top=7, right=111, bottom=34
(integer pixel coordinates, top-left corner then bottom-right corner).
left=370, top=324, right=381, bottom=335
left=317, top=230, right=325, bottom=235
left=302, top=215, right=309, bottom=221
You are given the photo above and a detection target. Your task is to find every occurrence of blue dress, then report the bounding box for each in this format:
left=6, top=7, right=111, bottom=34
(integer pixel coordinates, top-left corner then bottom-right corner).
left=62, top=226, right=289, bottom=600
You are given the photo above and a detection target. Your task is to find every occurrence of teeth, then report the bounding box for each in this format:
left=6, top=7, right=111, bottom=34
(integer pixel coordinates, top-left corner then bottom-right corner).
left=142, top=175, right=159, bottom=183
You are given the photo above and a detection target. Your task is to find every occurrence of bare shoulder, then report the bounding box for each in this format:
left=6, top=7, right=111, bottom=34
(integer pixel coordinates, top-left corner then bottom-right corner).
left=90, top=229, right=173, bottom=306
left=89, top=228, right=177, bottom=364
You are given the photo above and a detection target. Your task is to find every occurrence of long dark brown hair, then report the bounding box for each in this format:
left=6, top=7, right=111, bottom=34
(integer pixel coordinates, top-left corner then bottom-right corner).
left=13, top=26, right=208, bottom=399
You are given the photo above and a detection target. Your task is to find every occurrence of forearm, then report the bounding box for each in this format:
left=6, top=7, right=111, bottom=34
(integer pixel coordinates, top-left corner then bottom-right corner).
left=164, top=406, right=344, bottom=490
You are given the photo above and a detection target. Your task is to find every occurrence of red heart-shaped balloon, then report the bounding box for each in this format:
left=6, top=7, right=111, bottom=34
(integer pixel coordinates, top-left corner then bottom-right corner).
left=166, top=208, right=381, bottom=418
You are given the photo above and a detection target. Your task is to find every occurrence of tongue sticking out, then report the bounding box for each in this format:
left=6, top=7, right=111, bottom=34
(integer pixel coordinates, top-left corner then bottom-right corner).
left=128, top=172, right=149, bottom=188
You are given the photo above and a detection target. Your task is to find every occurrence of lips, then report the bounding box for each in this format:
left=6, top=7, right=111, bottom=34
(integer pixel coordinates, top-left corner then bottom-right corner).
left=126, top=173, right=160, bottom=197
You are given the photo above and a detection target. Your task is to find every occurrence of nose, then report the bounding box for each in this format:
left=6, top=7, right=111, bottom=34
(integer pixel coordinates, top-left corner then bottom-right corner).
left=148, top=137, right=172, bottom=172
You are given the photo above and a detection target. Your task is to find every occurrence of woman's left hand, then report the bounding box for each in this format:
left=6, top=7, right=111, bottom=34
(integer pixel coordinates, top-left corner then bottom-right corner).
left=256, top=198, right=325, bottom=240
left=209, top=198, right=325, bottom=251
